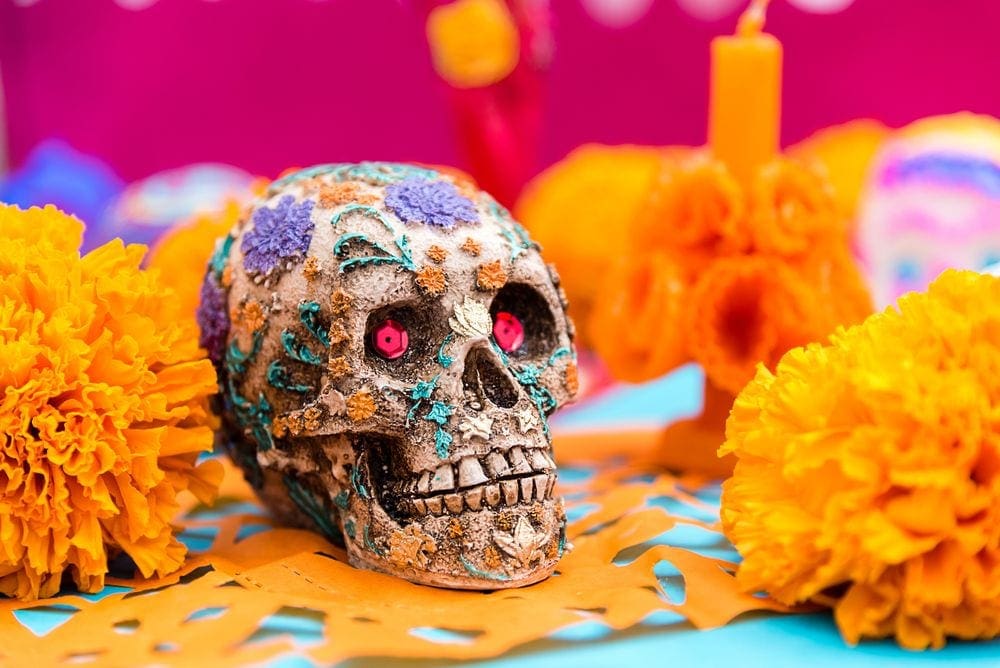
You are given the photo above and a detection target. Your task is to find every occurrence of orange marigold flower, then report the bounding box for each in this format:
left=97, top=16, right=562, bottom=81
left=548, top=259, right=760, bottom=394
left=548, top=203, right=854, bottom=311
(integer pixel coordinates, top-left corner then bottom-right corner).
left=0, top=204, right=222, bottom=601
left=588, top=253, right=690, bottom=383
left=720, top=270, right=1000, bottom=649
left=146, top=201, right=244, bottom=322
left=748, top=157, right=842, bottom=257
left=683, top=256, right=821, bottom=395
left=426, top=0, right=520, bottom=89
left=633, top=154, right=748, bottom=270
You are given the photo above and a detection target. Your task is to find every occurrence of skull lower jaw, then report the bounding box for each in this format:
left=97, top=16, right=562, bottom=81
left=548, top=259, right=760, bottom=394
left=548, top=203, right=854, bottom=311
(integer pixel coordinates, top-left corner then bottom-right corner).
left=342, top=440, right=567, bottom=589
left=343, top=497, right=566, bottom=590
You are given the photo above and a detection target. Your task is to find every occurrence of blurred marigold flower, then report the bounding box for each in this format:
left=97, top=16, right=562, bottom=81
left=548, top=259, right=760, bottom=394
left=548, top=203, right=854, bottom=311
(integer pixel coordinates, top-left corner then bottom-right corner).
left=516, top=144, right=666, bottom=342
left=0, top=204, right=222, bottom=600
left=721, top=270, right=1000, bottom=649
left=787, top=118, right=888, bottom=222
left=633, top=154, right=748, bottom=270
left=683, top=256, right=816, bottom=395
left=426, top=0, right=520, bottom=88
left=588, top=253, right=689, bottom=383
left=146, top=201, right=245, bottom=323
left=748, top=157, right=842, bottom=256
left=587, top=153, right=870, bottom=395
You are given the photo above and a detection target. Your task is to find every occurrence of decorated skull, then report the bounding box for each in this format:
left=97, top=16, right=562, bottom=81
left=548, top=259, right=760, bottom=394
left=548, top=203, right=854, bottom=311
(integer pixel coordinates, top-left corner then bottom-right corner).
left=198, top=163, right=578, bottom=588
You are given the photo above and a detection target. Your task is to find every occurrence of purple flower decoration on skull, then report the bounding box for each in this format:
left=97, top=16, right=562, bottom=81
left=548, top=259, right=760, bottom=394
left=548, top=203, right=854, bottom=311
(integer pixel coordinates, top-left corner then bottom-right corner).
left=241, top=195, right=316, bottom=274
left=384, top=178, right=479, bottom=228
left=196, top=275, right=229, bottom=365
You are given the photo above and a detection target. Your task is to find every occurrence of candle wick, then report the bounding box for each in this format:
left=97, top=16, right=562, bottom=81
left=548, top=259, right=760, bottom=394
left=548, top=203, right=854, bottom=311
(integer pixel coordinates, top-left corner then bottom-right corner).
left=737, top=0, right=771, bottom=36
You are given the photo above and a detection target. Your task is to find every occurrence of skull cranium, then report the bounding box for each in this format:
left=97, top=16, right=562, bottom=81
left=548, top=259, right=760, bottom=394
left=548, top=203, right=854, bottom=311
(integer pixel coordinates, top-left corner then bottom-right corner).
left=199, top=163, right=577, bottom=588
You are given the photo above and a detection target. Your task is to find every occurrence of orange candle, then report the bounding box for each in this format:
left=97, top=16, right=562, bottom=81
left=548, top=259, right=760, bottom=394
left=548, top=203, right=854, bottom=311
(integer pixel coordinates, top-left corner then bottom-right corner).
left=708, top=0, right=782, bottom=186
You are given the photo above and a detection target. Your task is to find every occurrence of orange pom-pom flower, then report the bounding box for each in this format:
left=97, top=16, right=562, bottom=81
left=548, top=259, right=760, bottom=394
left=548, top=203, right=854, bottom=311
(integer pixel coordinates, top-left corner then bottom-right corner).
left=590, top=154, right=871, bottom=392
left=748, top=156, right=842, bottom=257
left=721, top=270, right=1000, bottom=649
left=426, top=0, right=520, bottom=88
left=0, top=204, right=222, bottom=600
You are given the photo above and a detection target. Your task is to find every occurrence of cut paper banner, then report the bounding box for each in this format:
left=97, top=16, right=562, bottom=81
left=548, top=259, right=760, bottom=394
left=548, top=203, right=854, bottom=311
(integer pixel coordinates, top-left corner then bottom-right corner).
left=0, top=432, right=789, bottom=665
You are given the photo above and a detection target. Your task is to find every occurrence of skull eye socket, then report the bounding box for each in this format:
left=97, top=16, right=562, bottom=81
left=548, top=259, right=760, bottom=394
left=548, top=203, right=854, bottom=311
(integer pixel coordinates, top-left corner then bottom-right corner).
left=492, top=311, right=524, bottom=353
left=371, top=319, right=409, bottom=360
left=364, top=303, right=442, bottom=377
left=489, top=283, right=557, bottom=359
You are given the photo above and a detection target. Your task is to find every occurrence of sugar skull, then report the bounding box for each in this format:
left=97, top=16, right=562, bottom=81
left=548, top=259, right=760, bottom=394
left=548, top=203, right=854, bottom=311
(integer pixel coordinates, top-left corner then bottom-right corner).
left=198, top=163, right=578, bottom=588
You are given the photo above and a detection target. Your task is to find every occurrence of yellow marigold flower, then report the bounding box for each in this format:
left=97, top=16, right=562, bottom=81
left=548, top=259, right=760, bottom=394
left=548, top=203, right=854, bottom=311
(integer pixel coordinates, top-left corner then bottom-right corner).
left=426, top=0, right=520, bottom=89
left=721, top=269, right=1000, bottom=649
left=147, top=200, right=252, bottom=322
left=516, top=144, right=668, bottom=343
left=0, top=204, right=222, bottom=601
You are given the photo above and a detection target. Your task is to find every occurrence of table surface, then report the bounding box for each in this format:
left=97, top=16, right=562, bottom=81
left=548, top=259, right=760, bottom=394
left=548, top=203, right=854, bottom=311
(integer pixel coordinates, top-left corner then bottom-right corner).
left=13, top=365, right=1000, bottom=666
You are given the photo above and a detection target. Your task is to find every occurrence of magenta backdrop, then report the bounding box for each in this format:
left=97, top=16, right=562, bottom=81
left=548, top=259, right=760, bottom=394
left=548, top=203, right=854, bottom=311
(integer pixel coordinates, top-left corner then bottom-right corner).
left=2, top=0, right=999, bottom=184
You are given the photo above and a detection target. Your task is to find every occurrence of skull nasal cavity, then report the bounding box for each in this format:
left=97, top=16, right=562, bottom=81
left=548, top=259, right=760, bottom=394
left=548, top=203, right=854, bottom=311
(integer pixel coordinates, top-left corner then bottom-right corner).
left=462, top=348, right=520, bottom=409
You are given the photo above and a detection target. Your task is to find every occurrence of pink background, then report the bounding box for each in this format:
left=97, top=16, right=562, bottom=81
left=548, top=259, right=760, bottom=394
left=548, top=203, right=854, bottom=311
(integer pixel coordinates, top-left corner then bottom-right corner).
left=2, top=0, right=999, bottom=183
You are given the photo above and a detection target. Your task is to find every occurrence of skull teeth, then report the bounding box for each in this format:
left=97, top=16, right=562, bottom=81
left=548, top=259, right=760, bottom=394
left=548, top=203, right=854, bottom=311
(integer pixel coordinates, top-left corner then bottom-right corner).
left=400, top=471, right=558, bottom=517
left=425, top=496, right=443, bottom=515
left=484, top=451, right=510, bottom=477
left=430, top=465, right=454, bottom=492
left=457, top=457, right=488, bottom=487
left=485, top=483, right=501, bottom=507
left=465, top=487, right=484, bottom=511
left=416, top=471, right=431, bottom=495
left=391, top=446, right=558, bottom=518
left=404, top=447, right=554, bottom=496
left=507, top=447, right=532, bottom=475
left=444, top=493, right=464, bottom=514
left=502, top=479, right=519, bottom=505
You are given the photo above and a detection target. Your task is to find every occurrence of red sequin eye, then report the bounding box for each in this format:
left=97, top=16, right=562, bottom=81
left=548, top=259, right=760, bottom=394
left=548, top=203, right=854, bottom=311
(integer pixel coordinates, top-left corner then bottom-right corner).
left=371, top=319, right=409, bottom=359
left=493, top=311, right=524, bottom=353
